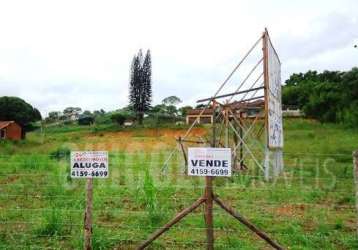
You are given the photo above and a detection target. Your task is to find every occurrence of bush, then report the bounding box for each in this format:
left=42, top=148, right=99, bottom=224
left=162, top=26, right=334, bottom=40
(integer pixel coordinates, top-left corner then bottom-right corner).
left=78, top=115, right=94, bottom=125
left=95, top=114, right=112, bottom=124
left=111, top=113, right=126, bottom=125
left=283, top=68, right=358, bottom=126
left=341, top=103, right=358, bottom=128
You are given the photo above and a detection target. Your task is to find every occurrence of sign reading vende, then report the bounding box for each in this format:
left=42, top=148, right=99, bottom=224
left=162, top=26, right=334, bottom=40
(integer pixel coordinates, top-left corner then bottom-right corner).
left=71, top=151, right=109, bottom=178
left=188, top=147, right=231, bottom=177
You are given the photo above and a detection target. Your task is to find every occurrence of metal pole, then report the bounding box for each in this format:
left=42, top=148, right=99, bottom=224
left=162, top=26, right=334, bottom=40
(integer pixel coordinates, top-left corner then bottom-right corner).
left=263, top=29, right=270, bottom=181
left=84, top=178, right=93, bottom=250
left=239, top=112, right=244, bottom=168
left=225, top=108, right=229, bottom=147
left=178, top=136, right=188, bottom=166
left=197, top=86, right=264, bottom=103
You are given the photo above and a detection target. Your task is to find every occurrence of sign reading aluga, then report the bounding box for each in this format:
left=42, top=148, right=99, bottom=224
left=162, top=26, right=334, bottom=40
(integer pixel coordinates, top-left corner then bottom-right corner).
left=71, top=151, right=109, bottom=178
left=188, top=147, right=231, bottom=177
left=267, top=36, right=283, bottom=149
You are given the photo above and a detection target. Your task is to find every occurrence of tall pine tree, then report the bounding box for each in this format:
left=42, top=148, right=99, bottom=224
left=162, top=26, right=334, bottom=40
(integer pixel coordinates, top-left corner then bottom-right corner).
left=142, top=50, right=152, bottom=113
left=129, top=49, right=152, bottom=124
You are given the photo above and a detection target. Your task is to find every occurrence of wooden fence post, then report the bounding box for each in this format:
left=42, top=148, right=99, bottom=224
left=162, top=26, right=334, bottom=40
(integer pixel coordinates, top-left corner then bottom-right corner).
left=84, top=178, right=93, bottom=250
left=353, top=151, right=358, bottom=238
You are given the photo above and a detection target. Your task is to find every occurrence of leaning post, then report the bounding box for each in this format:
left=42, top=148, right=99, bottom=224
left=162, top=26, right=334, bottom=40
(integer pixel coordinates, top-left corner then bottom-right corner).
left=84, top=178, right=93, bottom=250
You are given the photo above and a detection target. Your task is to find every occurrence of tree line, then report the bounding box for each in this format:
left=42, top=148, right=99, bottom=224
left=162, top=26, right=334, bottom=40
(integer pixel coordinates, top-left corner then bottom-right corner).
left=282, top=67, right=358, bottom=127
left=1, top=48, right=357, bottom=138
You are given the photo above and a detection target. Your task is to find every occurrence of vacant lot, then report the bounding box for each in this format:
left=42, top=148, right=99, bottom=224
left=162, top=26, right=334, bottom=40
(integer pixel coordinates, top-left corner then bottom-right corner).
left=0, top=119, right=357, bottom=249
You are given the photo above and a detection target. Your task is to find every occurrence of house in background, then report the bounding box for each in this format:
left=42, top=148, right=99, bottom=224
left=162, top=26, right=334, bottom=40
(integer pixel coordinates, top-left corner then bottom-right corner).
left=0, top=121, right=22, bottom=140
left=282, top=105, right=303, bottom=117
left=185, top=99, right=265, bottom=125
left=186, top=108, right=214, bottom=124
left=185, top=100, right=304, bottom=125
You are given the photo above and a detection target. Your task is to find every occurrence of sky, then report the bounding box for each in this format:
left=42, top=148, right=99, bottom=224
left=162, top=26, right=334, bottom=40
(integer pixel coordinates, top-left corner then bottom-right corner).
left=0, top=0, right=357, bottom=117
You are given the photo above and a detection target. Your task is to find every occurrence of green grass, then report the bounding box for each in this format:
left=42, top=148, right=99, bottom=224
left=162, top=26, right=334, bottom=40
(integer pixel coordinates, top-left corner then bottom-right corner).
left=0, top=118, right=357, bottom=249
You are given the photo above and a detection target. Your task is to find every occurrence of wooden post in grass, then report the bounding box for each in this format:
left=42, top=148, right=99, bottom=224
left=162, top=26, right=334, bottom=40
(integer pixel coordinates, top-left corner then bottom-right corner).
left=71, top=151, right=109, bottom=250
left=84, top=178, right=93, bottom=250
left=353, top=150, right=358, bottom=237
left=204, top=101, right=217, bottom=250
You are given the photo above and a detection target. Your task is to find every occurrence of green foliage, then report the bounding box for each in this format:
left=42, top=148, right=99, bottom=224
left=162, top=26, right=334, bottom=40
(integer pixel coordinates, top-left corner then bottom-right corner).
left=283, top=68, right=358, bottom=126
left=92, top=226, right=117, bottom=250
left=11, top=154, right=52, bottom=170
left=142, top=169, right=162, bottom=225
left=0, top=121, right=357, bottom=249
left=93, top=109, right=106, bottom=116
left=0, top=140, right=14, bottom=154
left=0, top=96, right=42, bottom=131
left=82, top=110, right=92, bottom=116
left=94, top=113, right=112, bottom=125
left=148, top=101, right=189, bottom=124
left=129, top=49, right=152, bottom=124
left=150, top=104, right=166, bottom=114
left=63, top=107, right=81, bottom=116
left=178, top=105, right=193, bottom=116
left=195, top=104, right=206, bottom=109
left=78, top=115, right=94, bottom=125
left=162, top=96, right=182, bottom=106
left=339, top=101, right=358, bottom=127
left=110, top=113, right=126, bottom=125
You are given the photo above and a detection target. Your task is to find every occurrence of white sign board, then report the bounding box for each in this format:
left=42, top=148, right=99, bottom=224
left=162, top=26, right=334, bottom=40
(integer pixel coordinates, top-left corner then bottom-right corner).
left=71, top=151, right=109, bottom=178
left=188, top=147, right=231, bottom=177
left=267, top=38, right=283, bottom=149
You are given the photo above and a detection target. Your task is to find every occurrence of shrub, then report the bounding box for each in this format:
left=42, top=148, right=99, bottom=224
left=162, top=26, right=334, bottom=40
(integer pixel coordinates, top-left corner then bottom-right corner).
left=341, top=104, right=358, bottom=128
left=78, top=115, right=94, bottom=125
left=95, top=114, right=112, bottom=124
left=111, top=113, right=126, bottom=125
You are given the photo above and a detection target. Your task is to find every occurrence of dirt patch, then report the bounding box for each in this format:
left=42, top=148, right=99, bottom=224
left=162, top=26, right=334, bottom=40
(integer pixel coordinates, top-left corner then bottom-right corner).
left=82, top=128, right=208, bottom=153
left=275, top=204, right=306, bottom=217
left=93, top=127, right=207, bottom=139
left=0, top=175, right=19, bottom=184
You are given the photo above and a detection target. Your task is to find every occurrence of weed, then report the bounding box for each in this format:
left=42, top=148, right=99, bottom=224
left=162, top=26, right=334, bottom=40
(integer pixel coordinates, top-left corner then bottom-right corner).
left=36, top=208, right=63, bottom=236
left=143, top=168, right=162, bottom=226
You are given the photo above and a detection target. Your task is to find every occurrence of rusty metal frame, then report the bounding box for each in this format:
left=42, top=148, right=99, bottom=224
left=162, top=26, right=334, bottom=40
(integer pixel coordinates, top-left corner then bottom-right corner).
left=227, top=108, right=265, bottom=171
